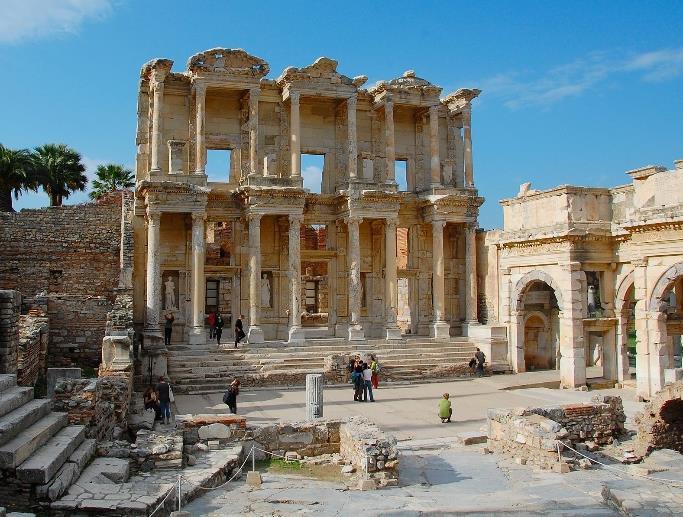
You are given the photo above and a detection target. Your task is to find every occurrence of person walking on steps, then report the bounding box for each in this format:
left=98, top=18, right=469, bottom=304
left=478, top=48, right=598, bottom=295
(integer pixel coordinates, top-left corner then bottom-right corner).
left=234, top=314, right=245, bottom=348
left=156, top=376, right=173, bottom=424
left=164, top=312, right=174, bottom=346
left=370, top=354, right=380, bottom=389
left=215, top=310, right=224, bottom=346
left=438, top=393, right=452, bottom=423
left=208, top=310, right=217, bottom=340
left=475, top=347, right=486, bottom=377
left=223, top=378, right=240, bottom=414
left=362, top=362, right=375, bottom=402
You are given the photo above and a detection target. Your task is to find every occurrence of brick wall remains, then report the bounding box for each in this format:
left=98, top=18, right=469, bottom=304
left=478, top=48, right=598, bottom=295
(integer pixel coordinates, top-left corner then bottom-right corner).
left=0, top=290, right=20, bottom=375
left=17, top=313, right=48, bottom=386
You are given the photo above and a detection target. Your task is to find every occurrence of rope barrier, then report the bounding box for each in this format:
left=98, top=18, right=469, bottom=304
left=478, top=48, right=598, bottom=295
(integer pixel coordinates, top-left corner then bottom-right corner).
left=148, top=483, right=177, bottom=517
left=191, top=445, right=254, bottom=491
left=557, top=440, right=683, bottom=488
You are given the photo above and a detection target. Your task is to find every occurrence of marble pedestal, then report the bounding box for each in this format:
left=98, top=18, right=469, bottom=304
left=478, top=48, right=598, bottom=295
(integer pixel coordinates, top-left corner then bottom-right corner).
left=430, top=321, right=450, bottom=340
left=247, top=326, right=265, bottom=344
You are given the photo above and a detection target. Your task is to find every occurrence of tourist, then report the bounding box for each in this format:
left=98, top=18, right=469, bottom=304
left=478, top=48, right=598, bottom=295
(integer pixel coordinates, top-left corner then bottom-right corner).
left=208, top=310, right=217, bottom=339
left=234, top=314, right=245, bottom=348
left=143, top=386, right=161, bottom=421
left=352, top=358, right=364, bottom=401
left=156, top=376, right=172, bottom=425
left=475, top=347, right=486, bottom=377
left=438, top=393, right=452, bottom=423
left=223, top=378, right=240, bottom=414
left=164, top=312, right=174, bottom=346
left=362, top=362, right=375, bottom=402
left=370, top=354, right=380, bottom=389
left=215, top=310, right=224, bottom=346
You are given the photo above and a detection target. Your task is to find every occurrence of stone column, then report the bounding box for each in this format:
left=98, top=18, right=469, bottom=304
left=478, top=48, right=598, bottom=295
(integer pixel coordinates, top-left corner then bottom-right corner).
left=306, top=373, right=324, bottom=419
left=290, top=91, right=301, bottom=179
left=288, top=214, right=305, bottom=343
left=347, top=94, right=358, bottom=181
left=249, top=87, right=260, bottom=176
left=385, top=217, right=402, bottom=340
left=247, top=214, right=265, bottom=343
left=385, top=97, right=395, bottom=184
left=189, top=213, right=206, bottom=344
left=194, top=83, right=206, bottom=174
left=347, top=216, right=365, bottom=341
left=150, top=79, right=165, bottom=173
left=429, top=104, right=441, bottom=187
left=465, top=223, right=478, bottom=323
left=144, top=209, right=162, bottom=337
left=633, top=260, right=650, bottom=399
left=559, top=262, right=587, bottom=389
left=430, top=220, right=450, bottom=339
left=463, top=106, right=474, bottom=187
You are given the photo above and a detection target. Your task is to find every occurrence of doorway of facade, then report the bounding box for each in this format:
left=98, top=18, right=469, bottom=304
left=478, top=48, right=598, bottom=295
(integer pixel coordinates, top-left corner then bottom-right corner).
left=301, top=261, right=329, bottom=327
left=519, top=281, right=560, bottom=371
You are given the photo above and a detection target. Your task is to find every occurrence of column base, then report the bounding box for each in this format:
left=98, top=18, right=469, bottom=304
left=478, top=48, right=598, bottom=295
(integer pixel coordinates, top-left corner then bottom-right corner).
left=288, top=325, right=306, bottom=344
left=348, top=324, right=365, bottom=342
left=385, top=326, right=403, bottom=342
left=247, top=325, right=265, bottom=344
left=430, top=321, right=450, bottom=340
left=189, top=326, right=207, bottom=345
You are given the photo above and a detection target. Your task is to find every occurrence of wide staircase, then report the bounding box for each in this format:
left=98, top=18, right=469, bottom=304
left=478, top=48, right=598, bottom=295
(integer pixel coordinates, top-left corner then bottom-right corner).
left=166, top=336, right=481, bottom=393
left=0, top=373, right=96, bottom=512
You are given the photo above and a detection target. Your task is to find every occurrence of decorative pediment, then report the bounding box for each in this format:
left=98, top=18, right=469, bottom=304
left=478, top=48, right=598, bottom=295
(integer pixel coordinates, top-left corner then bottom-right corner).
left=276, top=57, right=364, bottom=89
left=443, top=88, right=481, bottom=112
left=140, top=58, right=174, bottom=81
left=370, top=70, right=442, bottom=97
left=187, top=48, right=269, bottom=78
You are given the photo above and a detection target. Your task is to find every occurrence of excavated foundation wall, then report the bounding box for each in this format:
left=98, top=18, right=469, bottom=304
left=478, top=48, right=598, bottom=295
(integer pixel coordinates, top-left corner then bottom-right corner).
left=634, top=380, right=683, bottom=457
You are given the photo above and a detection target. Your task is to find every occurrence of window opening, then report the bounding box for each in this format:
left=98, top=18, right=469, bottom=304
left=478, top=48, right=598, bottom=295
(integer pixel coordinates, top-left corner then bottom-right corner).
left=395, top=160, right=408, bottom=191
left=301, top=153, right=324, bottom=193
left=206, top=149, right=232, bottom=182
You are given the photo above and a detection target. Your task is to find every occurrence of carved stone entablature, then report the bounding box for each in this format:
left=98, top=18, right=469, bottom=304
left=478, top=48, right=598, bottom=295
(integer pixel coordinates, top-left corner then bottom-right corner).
left=140, top=58, right=174, bottom=82
left=136, top=180, right=209, bottom=214
left=443, top=88, right=481, bottom=114
left=622, top=217, right=683, bottom=234
left=187, top=48, right=269, bottom=78
left=339, top=190, right=402, bottom=219
left=276, top=57, right=359, bottom=100
left=420, top=194, right=483, bottom=222
left=499, top=236, right=573, bottom=258
left=370, top=70, right=442, bottom=107
left=236, top=186, right=306, bottom=214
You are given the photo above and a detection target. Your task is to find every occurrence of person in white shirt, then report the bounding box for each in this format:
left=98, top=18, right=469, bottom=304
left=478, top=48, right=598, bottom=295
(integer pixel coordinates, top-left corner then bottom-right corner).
left=362, top=362, right=375, bottom=402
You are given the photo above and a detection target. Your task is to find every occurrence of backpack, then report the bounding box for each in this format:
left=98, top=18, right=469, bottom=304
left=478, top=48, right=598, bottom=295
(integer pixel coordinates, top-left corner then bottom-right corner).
left=222, top=391, right=230, bottom=405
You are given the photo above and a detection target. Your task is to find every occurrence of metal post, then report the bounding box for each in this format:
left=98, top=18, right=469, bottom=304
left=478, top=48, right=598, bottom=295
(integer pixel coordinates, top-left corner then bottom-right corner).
left=556, top=442, right=561, bottom=463
left=252, top=446, right=255, bottom=472
left=177, top=474, right=181, bottom=511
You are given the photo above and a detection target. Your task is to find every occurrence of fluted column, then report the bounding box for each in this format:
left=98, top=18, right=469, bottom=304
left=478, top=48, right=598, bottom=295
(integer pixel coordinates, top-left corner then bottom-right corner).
left=347, top=94, right=358, bottom=180
left=290, top=91, right=301, bottom=178
left=194, top=83, right=206, bottom=174
left=385, top=97, right=395, bottom=184
left=249, top=87, right=260, bottom=176
left=288, top=214, right=305, bottom=343
left=144, top=209, right=162, bottom=336
left=347, top=216, right=365, bottom=341
left=430, top=220, right=449, bottom=339
left=429, top=104, right=441, bottom=187
left=385, top=217, right=402, bottom=340
left=465, top=223, right=478, bottom=323
left=247, top=214, right=264, bottom=343
left=150, top=80, right=165, bottom=172
left=189, top=213, right=206, bottom=344
left=463, top=106, right=474, bottom=187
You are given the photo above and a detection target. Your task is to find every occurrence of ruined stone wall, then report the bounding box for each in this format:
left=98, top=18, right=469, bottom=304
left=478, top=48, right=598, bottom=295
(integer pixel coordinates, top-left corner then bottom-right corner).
left=634, top=380, right=683, bottom=457
left=0, top=290, right=20, bottom=375
left=339, top=417, right=399, bottom=488
left=17, top=313, right=48, bottom=387
left=0, top=192, right=123, bottom=297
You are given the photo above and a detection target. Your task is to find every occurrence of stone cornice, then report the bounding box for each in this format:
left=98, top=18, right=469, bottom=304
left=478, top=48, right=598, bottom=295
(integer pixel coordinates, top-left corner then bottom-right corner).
left=500, top=184, right=612, bottom=205
left=621, top=218, right=683, bottom=234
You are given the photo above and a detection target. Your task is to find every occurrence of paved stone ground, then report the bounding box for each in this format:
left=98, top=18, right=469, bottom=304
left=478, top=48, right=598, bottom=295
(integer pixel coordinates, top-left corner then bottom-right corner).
left=174, top=369, right=644, bottom=441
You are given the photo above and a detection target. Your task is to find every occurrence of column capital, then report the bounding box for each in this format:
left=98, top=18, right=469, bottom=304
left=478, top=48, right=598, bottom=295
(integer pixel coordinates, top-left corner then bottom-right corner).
left=249, top=86, right=260, bottom=98
left=385, top=216, right=399, bottom=230
left=345, top=216, right=363, bottom=227
left=347, top=94, right=357, bottom=108
left=429, top=103, right=439, bottom=115
left=193, top=81, right=207, bottom=97
left=432, top=219, right=446, bottom=231
left=248, top=213, right=262, bottom=225
left=465, top=222, right=478, bottom=233
left=191, top=212, right=206, bottom=223
left=288, top=213, right=304, bottom=226
left=384, top=95, right=394, bottom=109
left=145, top=208, right=161, bottom=224
left=290, top=90, right=300, bottom=104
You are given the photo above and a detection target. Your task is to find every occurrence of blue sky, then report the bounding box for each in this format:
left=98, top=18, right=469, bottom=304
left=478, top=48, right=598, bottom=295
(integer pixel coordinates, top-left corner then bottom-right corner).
left=1, top=0, right=681, bottom=228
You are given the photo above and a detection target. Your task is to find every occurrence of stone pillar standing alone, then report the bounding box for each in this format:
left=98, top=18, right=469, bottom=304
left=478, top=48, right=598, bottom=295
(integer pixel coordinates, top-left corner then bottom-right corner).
left=189, top=213, right=206, bottom=344
left=347, top=216, right=365, bottom=341
left=290, top=91, right=301, bottom=180
left=288, top=214, right=305, bottom=343
left=144, top=210, right=162, bottom=339
left=306, top=373, right=324, bottom=420
left=247, top=214, right=265, bottom=344
left=430, top=220, right=450, bottom=339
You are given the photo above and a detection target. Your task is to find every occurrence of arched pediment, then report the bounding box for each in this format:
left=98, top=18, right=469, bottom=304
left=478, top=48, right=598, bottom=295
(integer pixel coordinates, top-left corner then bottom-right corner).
left=511, top=270, right=564, bottom=313
left=187, top=48, right=269, bottom=78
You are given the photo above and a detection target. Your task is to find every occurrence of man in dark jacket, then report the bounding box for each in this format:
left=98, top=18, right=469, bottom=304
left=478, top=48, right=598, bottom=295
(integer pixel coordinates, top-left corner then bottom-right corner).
left=156, top=376, right=172, bottom=424
left=474, top=348, right=486, bottom=377
left=215, top=310, right=224, bottom=346
left=234, top=314, right=245, bottom=348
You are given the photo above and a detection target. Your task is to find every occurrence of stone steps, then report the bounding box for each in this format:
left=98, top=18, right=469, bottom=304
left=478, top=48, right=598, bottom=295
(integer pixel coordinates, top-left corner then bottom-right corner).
left=16, top=425, right=86, bottom=484
left=36, top=438, right=97, bottom=502
left=0, top=387, right=35, bottom=418
left=0, top=412, right=68, bottom=469
left=0, top=374, right=17, bottom=393
left=0, top=399, right=53, bottom=446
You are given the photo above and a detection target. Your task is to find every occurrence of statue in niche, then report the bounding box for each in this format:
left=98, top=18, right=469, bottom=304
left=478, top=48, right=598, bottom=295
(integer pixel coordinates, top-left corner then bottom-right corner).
left=261, top=273, right=271, bottom=308
left=165, top=277, right=177, bottom=310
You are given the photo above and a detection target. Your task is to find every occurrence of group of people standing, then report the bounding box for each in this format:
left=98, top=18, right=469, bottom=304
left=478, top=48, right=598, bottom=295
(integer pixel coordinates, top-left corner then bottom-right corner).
left=348, top=354, right=380, bottom=402
left=143, top=376, right=174, bottom=425
left=207, top=310, right=246, bottom=348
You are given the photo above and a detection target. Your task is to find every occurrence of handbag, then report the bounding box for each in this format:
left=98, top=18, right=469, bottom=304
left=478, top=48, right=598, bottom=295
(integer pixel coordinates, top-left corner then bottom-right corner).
left=169, top=385, right=175, bottom=403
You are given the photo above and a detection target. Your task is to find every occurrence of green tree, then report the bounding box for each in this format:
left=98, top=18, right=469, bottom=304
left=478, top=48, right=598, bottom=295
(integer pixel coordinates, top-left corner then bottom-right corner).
left=32, top=144, right=87, bottom=206
left=89, top=163, right=135, bottom=200
left=0, top=143, right=38, bottom=212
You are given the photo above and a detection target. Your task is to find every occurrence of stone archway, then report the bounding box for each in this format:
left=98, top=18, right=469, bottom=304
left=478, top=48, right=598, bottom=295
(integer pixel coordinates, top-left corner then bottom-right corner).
left=523, top=312, right=555, bottom=370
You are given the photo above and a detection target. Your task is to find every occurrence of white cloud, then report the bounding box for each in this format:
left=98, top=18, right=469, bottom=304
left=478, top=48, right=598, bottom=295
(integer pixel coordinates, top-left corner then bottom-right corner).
left=302, top=165, right=322, bottom=193
left=0, top=0, right=115, bottom=44
left=479, top=48, right=683, bottom=110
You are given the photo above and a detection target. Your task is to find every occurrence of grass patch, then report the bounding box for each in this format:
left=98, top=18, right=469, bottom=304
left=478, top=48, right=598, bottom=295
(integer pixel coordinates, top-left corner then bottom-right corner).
left=255, top=458, right=302, bottom=471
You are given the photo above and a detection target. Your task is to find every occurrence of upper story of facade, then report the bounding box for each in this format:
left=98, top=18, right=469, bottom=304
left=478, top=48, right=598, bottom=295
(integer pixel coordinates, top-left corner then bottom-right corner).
left=135, top=48, right=481, bottom=208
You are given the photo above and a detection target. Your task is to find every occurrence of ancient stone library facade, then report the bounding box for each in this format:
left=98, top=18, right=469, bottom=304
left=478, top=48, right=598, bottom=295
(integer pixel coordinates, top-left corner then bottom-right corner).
left=1, top=47, right=682, bottom=402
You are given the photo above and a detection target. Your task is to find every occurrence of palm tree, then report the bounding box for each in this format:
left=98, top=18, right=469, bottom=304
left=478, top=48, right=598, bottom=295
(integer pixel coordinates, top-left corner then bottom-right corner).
left=0, top=143, right=38, bottom=212
left=32, top=144, right=87, bottom=206
left=89, top=163, right=135, bottom=200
